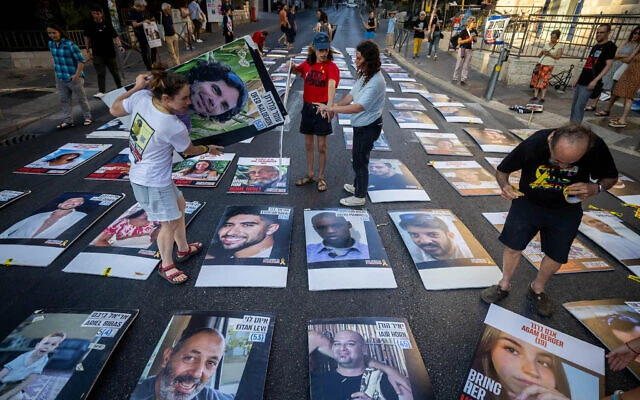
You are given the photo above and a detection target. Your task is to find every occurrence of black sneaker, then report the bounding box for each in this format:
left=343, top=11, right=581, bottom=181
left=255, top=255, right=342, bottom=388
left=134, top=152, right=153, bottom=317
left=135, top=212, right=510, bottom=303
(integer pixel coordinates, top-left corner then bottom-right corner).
left=527, top=284, right=554, bottom=317
left=480, top=284, right=509, bottom=304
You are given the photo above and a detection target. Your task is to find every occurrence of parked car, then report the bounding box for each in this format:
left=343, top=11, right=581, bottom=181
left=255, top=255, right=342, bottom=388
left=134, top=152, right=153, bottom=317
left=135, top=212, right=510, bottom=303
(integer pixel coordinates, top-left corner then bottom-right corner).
left=346, top=0, right=358, bottom=8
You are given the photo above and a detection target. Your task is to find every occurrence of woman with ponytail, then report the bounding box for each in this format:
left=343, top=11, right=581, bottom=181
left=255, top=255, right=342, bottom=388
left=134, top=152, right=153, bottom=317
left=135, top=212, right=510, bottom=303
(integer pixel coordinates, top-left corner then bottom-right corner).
left=110, top=63, right=223, bottom=285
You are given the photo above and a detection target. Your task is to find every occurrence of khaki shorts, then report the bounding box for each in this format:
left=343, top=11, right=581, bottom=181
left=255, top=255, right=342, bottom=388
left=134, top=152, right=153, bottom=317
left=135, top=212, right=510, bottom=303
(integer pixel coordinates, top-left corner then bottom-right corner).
left=386, top=33, right=394, bottom=47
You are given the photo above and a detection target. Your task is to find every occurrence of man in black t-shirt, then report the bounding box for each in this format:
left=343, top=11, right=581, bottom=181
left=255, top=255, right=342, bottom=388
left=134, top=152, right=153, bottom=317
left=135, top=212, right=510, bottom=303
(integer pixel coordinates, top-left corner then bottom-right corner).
left=412, top=11, right=428, bottom=59
left=129, top=0, right=156, bottom=71
left=570, top=23, right=616, bottom=124
left=480, top=125, right=618, bottom=317
left=83, top=5, right=123, bottom=98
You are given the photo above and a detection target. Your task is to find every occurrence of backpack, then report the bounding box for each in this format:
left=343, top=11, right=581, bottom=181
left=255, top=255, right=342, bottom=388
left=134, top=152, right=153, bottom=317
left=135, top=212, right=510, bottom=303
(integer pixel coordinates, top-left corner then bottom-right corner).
left=449, top=33, right=459, bottom=50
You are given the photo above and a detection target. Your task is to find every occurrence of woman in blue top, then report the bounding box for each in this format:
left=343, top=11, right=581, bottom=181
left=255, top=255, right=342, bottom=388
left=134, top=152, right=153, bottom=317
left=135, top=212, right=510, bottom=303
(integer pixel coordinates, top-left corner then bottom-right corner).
left=316, top=41, right=385, bottom=207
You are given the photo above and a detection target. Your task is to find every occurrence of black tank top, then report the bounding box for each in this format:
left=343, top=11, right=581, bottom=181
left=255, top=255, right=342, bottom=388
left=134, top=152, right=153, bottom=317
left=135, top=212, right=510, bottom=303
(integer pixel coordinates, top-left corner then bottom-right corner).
left=367, top=17, right=375, bottom=32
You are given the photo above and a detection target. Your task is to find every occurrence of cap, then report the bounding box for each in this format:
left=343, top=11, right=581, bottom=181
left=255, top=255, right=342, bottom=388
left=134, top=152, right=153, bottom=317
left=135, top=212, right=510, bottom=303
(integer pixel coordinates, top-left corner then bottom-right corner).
left=313, top=32, right=330, bottom=50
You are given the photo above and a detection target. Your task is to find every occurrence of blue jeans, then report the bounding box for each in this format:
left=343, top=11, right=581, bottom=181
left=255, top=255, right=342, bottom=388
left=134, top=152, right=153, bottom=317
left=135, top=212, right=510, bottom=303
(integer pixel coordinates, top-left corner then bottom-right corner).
left=351, top=117, right=382, bottom=198
left=570, top=84, right=593, bottom=124
left=428, top=34, right=440, bottom=56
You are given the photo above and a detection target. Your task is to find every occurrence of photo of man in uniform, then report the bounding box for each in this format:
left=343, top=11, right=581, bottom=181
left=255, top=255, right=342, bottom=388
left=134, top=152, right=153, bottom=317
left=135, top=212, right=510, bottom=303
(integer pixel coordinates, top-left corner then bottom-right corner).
left=306, top=212, right=369, bottom=263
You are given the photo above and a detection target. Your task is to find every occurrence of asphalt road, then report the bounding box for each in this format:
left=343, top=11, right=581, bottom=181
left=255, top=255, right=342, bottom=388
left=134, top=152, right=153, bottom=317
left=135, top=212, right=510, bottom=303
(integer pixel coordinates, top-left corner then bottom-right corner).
left=0, top=7, right=638, bottom=399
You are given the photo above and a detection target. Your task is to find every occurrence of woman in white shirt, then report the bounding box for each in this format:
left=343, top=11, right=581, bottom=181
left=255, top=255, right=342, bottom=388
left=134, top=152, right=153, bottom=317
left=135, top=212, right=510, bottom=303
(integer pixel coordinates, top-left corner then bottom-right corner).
left=530, top=29, right=562, bottom=103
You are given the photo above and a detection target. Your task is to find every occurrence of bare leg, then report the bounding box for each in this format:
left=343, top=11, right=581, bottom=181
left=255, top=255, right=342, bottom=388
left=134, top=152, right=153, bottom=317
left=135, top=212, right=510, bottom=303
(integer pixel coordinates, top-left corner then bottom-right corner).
left=540, top=87, right=547, bottom=99
left=531, top=255, right=561, bottom=293
left=533, top=88, right=539, bottom=98
left=498, top=246, right=522, bottom=290
left=304, top=134, right=316, bottom=178
left=317, top=135, right=328, bottom=180
left=605, top=94, right=619, bottom=113
left=618, top=98, right=633, bottom=124
left=173, top=196, right=189, bottom=253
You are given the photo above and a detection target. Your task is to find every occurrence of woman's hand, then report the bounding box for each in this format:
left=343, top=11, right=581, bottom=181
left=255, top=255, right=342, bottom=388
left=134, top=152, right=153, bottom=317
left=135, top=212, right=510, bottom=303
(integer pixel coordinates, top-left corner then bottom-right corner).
left=607, top=341, right=640, bottom=371
left=512, top=384, right=569, bottom=400
left=207, top=145, right=224, bottom=156
left=134, top=73, right=151, bottom=89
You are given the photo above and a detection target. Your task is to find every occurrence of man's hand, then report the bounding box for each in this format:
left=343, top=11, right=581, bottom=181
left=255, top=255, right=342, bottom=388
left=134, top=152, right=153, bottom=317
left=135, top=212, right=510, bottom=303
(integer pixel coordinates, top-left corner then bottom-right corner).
left=71, top=74, right=81, bottom=83
left=586, top=79, right=598, bottom=90
left=571, top=79, right=578, bottom=88
left=564, top=182, right=598, bottom=200
left=500, top=185, right=521, bottom=200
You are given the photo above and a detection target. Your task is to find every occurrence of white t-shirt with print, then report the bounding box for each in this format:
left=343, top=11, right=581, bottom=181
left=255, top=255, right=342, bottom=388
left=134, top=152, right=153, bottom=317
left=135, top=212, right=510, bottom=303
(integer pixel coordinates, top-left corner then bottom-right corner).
left=123, top=90, right=191, bottom=187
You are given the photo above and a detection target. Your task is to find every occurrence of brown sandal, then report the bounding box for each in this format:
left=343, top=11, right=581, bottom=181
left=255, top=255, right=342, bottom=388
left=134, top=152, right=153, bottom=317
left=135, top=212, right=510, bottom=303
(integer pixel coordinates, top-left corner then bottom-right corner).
left=157, top=264, right=188, bottom=285
left=296, top=175, right=315, bottom=186
left=317, top=178, right=327, bottom=192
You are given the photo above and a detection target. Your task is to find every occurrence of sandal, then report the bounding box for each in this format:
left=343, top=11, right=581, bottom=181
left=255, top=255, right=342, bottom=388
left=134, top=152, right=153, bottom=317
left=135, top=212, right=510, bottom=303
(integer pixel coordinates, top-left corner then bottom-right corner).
left=584, top=106, right=596, bottom=112
left=175, top=242, right=203, bottom=262
left=83, top=118, right=93, bottom=126
left=56, top=122, right=74, bottom=129
left=317, top=178, right=327, bottom=192
left=157, top=264, right=188, bottom=285
left=608, top=119, right=627, bottom=128
left=594, top=110, right=610, bottom=117
left=295, top=175, right=315, bottom=186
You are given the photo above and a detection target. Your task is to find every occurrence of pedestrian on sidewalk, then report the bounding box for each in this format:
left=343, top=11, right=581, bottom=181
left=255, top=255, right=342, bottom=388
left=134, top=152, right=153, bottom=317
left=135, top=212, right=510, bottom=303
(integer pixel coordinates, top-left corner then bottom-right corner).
left=222, top=6, right=234, bottom=43
left=289, top=32, right=339, bottom=193
left=607, top=44, right=640, bottom=129
left=530, top=29, right=562, bottom=103
left=46, top=23, right=92, bottom=129
left=189, top=0, right=206, bottom=43
left=286, top=5, right=297, bottom=46
left=480, top=124, right=618, bottom=317
left=316, top=40, right=385, bottom=207
left=129, top=0, right=156, bottom=71
left=570, top=23, right=616, bottom=124
left=385, top=10, right=396, bottom=56
left=179, top=1, right=196, bottom=50
left=452, top=17, right=477, bottom=85
left=426, top=10, right=442, bottom=60
left=314, top=10, right=333, bottom=42
left=83, top=5, right=123, bottom=99
left=278, top=5, right=291, bottom=47
left=160, top=3, right=181, bottom=66
left=411, top=11, right=428, bottom=59
left=109, top=65, right=224, bottom=285
left=364, top=10, right=377, bottom=40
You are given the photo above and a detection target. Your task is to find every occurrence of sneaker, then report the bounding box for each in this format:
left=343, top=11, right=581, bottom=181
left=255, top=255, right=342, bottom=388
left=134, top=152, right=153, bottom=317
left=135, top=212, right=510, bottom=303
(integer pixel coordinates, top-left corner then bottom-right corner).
left=434, top=55, right=438, bottom=61
left=527, top=284, right=554, bottom=317
left=343, top=184, right=355, bottom=194
left=426, top=55, right=431, bottom=58
left=530, top=96, right=538, bottom=101
left=196, top=39, right=204, bottom=43
left=538, top=98, right=545, bottom=104
left=412, top=54, right=416, bottom=59
left=452, top=78, right=458, bottom=83
left=480, top=284, right=509, bottom=304
left=340, top=196, right=365, bottom=207
left=93, top=92, right=105, bottom=99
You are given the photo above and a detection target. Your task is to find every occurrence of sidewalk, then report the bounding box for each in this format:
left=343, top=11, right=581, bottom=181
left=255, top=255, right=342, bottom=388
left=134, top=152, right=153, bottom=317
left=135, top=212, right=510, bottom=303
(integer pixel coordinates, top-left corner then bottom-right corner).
left=0, top=10, right=281, bottom=144
left=372, top=23, right=640, bottom=157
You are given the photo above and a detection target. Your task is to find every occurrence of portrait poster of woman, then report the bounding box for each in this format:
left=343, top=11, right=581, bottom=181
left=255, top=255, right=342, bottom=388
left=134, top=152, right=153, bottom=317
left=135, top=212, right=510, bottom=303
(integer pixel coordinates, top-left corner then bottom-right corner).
left=171, top=152, right=235, bottom=187
left=461, top=304, right=604, bottom=400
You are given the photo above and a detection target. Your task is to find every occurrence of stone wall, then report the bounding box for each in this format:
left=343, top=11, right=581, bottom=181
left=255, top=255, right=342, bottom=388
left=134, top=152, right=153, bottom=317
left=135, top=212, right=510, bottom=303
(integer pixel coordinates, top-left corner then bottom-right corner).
left=0, top=51, right=52, bottom=70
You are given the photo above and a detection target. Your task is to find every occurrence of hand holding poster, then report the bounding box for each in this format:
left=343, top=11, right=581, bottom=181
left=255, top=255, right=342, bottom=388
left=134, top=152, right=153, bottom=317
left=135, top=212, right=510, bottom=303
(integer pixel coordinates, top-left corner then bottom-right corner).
left=484, top=15, right=510, bottom=45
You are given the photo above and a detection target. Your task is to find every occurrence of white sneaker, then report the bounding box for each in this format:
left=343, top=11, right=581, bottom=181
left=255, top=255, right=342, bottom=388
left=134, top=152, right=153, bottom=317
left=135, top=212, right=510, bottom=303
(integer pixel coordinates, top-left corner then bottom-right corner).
left=196, top=39, right=203, bottom=43
left=340, top=196, right=365, bottom=207
left=343, top=184, right=355, bottom=194
left=93, top=92, right=105, bottom=99
left=426, top=55, right=431, bottom=58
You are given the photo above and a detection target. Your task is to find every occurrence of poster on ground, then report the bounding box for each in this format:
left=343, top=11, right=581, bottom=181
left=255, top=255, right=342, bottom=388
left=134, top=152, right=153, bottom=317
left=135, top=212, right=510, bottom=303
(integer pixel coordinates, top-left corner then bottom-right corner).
left=86, top=148, right=131, bottom=181
left=415, top=131, right=473, bottom=156
left=86, top=118, right=129, bottom=139
left=0, top=309, right=137, bottom=400
left=343, top=127, right=391, bottom=151
left=304, top=208, right=396, bottom=290
left=227, top=157, right=289, bottom=194
left=607, top=174, right=640, bottom=204
left=387, top=72, right=416, bottom=82
left=484, top=156, right=520, bottom=185
left=171, top=153, right=235, bottom=187
left=578, top=211, right=640, bottom=276
left=130, top=311, right=274, bottom=400
left=435, top=105, right=483, bottom=124
left=0, top=190, right=31, bottom=210
left=389, top=209, right=501, bottom=290
left=390, top=110, right=438, bottom=130
left=308, top=317, right=434, bottom=400
left=483, top=212, right=614, bottom=273
left=62, top=201, right=204, bottom=280
left=398, top=82, right=429, bottom=95
left=15, top=143, right=111, bottom=176
left=388, top=97, right=427, bottom=111
left=367, top=159, right=429, bottom=203
left=460, top=304, right=604, bottom=400
left=432, top=160, right=501, bottom=196
left=563, top=299, right=640, bottom=380
left=463, top=128, right=520, bottom=153
left=0, top=192, right=124, bottom=267
left=508, top=128, right=537, bottom=141
left=196, top=205, right=293, bottom=287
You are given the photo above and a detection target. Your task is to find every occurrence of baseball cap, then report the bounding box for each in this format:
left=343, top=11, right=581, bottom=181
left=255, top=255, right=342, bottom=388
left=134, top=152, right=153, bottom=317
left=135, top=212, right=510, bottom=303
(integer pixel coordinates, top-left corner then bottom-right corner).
left=313, top=32, right=330, bottom=50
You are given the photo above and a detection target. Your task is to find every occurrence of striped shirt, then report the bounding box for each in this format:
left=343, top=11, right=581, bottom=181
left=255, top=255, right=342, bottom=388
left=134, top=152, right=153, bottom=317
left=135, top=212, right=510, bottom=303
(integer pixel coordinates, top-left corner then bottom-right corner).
left=48, top=38, right=85, bottom=82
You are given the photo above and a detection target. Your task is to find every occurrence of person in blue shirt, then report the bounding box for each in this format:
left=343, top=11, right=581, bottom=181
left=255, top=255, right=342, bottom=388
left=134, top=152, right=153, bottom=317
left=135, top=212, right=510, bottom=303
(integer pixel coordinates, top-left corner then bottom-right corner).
left=385, top=10, right=396, bottom=56
left=47, top=23, right=92, bottom=129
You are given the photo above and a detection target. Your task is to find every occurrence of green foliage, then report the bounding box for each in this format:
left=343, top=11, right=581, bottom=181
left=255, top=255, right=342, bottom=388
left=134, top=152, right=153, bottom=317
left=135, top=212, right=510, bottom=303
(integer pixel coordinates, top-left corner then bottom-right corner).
left=58, top=0, right=91, bottom=30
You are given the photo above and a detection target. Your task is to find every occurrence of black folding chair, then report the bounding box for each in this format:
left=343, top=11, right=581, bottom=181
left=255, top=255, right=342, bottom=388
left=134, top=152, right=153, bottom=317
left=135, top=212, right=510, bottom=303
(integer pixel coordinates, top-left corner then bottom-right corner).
left=549, top=64, right=574, bottom=93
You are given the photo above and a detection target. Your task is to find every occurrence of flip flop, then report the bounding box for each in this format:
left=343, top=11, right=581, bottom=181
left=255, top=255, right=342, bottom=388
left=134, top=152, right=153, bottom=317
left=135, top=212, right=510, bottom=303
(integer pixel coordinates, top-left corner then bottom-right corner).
left=175, top=242, right=203, bottom=263
left=584, top=106, right=596, bottom=112
left=296, top=175, right=315, bottom=186
left=56, top=122, right=74, bottom=129
left=83, top=118, right=93, bottom=126
left=608, top=119, right=627, bottom=128
left=317, top=178, right=327, bottom=192
left=594, top=110, right=610, bottom=116
left=157, top=264, right=188, bottom=285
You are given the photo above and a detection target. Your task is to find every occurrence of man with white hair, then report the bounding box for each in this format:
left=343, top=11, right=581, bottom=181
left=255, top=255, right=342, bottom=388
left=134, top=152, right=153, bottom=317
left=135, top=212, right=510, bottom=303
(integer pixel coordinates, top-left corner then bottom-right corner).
left=411, top=11, right=428, bottom=59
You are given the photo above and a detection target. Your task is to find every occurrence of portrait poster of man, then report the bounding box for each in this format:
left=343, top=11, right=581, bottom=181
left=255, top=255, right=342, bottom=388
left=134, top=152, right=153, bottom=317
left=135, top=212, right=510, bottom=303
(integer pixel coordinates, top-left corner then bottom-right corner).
left=86, top=148, right=131, bottom=181
left=578, top=211, right=640, bottom=276
left=483, top=212, right=614, bottom=274
left=381, top=63, right=406, bottom=73
left=415, top=131, right=472, bottom=156
left=143, top=21, right=162, bottom=48
left=0, top=309, right=136, bottom=400
left=563, top=299, right=640, bottom=379
left=304, top=209, right=396, bottom=291
left=228, top=157, right=289, bottom=194
left=389, top=209, right=501, bottom=290
left=432, top=160, right=501, bottom=196
left=196, top=205, right=293, bottom=287
left=308, top=317, right=434, bottom=400
left=15, top=143, right=111, bottom=175
left=435, top=105, right=484, bottom=124
left=607, top=174, right=640, bottom=205
left=0, top=190, right=30, bottom=210
left=398, top=82, right=429, bottom=95
left=130, top=311, right=274, bottom=400
left=387, top=73, right=416, bottom=82
left=420, top=93, right=450, bottom=104
left=508, top=128, right=537, bottom=141
left=484, top=157, right=520, bottom=186
left=389, top=110, right=438, bottom=130
left=388, top=97, right=427, bottom=111
left=62, top=201, right=204, bottom=280
left=463, top=128, right=520, bottom=153
left=460, top=304, right=604, bottom=400
left=367, top=159, right=430, bottom=203
left=0, top=192, right=123, bottom=267
left=343, top=127, right=391, bottom=152
left=172, top=153, right=235, bottom=187
left=86, top=117, right=129, bottom=139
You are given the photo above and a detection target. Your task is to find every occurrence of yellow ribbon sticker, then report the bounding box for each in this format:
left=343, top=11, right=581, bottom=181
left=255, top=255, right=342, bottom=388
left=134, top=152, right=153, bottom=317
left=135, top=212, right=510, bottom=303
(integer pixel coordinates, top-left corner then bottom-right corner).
left=102, top=267, right=112, bottom=277
left=3, top=259, right=12, bottom=266
left=587, top=205, right=623, bottom=218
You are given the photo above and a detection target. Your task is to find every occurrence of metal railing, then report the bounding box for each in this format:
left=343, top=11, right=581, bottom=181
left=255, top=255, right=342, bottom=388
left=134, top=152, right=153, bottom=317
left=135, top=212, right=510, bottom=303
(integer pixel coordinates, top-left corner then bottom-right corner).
left=0, top=30, right=87, bottom=51
left=477, top=13, right=640, bottom=60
